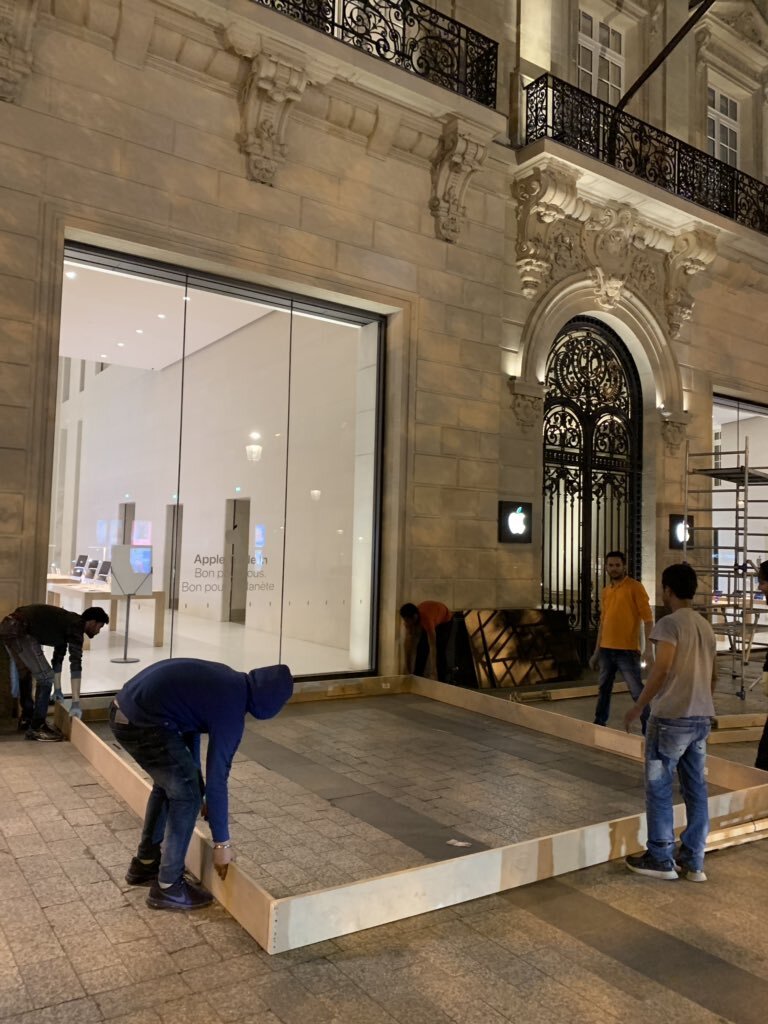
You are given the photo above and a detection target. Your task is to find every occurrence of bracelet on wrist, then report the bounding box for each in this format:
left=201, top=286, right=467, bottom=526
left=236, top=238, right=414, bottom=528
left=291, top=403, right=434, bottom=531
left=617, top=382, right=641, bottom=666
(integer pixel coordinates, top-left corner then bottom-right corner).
left=213, top=841, right=232, bottom=849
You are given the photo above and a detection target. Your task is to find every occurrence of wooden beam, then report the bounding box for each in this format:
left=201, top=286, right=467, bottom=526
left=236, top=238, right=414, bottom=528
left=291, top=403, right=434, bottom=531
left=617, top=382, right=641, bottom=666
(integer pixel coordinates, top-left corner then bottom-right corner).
left=708, top=727, right=765, bottom=744
left=713, top=714, right=766, bottom=730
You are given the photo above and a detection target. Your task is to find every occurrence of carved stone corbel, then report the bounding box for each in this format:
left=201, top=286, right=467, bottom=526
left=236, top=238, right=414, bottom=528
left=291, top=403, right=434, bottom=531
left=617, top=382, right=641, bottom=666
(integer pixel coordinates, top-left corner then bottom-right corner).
left=665, top=229, right=717, bottom=338
left=511, top=163, right=589, bottom=298
left=0, top=0, right=38, bottom=103
left=507, top=378, right=545, bottom=436
left=237, top=50, right=310, bottom=185
left=583, top=206, right=647, bottom=310
left=659, top=410, right=689, bottom=456
left=429, top=116, right=490, bottom=243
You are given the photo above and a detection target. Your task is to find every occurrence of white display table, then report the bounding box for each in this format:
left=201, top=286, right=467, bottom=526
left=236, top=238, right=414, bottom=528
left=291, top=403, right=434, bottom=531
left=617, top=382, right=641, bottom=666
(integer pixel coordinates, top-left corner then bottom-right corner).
left=46, top=580, right=166, bottom=647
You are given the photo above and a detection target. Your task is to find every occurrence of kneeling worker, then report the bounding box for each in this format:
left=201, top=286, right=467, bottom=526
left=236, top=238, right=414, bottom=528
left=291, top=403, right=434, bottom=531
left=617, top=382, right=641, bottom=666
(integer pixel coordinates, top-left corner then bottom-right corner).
left=110, top=657, right=293, bottom=911
left=400, top=601, right=452, bottom=680
left=0, top=603, right=109, bottom=739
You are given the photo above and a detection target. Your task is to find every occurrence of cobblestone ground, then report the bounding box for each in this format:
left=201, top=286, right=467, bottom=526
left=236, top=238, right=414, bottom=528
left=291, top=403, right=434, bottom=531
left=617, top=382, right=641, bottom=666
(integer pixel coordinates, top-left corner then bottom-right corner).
left=96, top=695, right=650, bottom=897
left=2, top=716, right=768, bottom=1022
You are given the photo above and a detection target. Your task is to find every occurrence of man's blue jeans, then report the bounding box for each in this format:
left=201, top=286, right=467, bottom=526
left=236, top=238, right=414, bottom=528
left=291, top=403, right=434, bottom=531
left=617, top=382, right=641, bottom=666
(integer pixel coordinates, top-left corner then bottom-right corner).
left=594, top=648, right=648, bottom=734
left=109, top=708, right=201, bottom=886
left=645, top=716, right=711, bottom=870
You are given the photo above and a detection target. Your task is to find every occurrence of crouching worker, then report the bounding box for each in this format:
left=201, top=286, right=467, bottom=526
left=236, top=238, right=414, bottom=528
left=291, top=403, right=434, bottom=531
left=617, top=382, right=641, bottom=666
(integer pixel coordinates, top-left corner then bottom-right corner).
left=110, top=657, right=293, bottom=911
left=0, top=603, right=109, bottom=739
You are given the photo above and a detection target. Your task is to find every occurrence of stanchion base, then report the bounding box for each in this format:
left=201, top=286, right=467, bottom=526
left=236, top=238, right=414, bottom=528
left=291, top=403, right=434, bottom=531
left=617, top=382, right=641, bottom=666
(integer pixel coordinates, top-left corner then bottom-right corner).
left=111, top=657, right=140, bottom=664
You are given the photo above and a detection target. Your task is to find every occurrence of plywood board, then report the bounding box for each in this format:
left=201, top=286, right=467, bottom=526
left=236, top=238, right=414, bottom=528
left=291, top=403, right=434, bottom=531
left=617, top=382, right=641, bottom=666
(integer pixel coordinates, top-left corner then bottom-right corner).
left=714, top=714, right=767, bottom=730
left=708, top=727, right=765, bottom=744
left=543, top=682, right=628, bottom=700
left=68, top=718, right=275, bottom=951
left=67, top=683, right=768, bottom=955
left=268, top=779, right=768, bottom=953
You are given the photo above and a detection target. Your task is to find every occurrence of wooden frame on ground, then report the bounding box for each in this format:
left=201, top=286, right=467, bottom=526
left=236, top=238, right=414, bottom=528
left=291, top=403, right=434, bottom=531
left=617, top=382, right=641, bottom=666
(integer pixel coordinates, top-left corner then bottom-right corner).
left=66, top=678, right=768, bottom=954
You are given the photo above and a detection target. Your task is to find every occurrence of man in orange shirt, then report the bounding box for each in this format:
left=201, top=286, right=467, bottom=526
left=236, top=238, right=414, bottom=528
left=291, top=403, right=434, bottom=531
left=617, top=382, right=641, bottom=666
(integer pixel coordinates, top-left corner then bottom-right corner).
left=589, top=551, right=653, bottom=733
left=400, top=601, right=453, bottom=680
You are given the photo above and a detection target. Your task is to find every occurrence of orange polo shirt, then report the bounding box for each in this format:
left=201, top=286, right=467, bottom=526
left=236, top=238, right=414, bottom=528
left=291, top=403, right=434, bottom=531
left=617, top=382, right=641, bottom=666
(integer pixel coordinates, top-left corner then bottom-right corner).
left=600, top=577, right=652, bottom=650
left=418, top=601, right=452, bottom=633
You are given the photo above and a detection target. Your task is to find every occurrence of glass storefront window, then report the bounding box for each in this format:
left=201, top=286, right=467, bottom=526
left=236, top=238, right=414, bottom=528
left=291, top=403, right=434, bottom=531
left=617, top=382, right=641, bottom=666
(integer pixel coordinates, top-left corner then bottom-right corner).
left=48, top=245, right=383, bottom=694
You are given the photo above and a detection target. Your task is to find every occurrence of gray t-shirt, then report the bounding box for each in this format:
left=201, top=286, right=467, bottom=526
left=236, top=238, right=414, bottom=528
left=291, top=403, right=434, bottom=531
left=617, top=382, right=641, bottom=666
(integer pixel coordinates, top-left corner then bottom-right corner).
left=649, top=608, right=716, bottom=718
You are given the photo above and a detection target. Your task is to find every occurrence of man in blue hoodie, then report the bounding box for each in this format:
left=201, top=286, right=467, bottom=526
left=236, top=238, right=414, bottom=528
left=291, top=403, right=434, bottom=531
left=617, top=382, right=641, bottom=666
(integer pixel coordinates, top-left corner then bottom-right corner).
left=109, top=657, right=293, bottom=911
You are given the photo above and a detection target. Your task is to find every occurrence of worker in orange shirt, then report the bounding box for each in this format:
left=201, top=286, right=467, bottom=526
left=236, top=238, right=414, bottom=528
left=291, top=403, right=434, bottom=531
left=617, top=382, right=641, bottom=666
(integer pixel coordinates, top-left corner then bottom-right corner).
left=400, top=601, right=453, bottom=680
left=589, top=550, right=653, bottom=734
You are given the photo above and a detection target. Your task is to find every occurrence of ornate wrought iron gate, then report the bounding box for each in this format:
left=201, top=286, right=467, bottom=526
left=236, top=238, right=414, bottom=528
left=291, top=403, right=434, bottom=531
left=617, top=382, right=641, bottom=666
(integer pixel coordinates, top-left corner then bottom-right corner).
left=542, top=317, right=642, bottom=658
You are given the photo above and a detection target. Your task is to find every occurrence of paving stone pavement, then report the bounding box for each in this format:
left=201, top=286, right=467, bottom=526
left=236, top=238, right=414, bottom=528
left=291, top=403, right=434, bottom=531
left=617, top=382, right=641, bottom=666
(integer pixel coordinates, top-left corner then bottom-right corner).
left=97, top=694, right=652, bottom=897
left=2, top=726, right=768, bottom=1023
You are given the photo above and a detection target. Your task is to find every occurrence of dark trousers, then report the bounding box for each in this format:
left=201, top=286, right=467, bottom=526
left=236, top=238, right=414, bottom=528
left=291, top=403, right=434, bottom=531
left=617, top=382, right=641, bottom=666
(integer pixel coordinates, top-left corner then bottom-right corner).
left=756, top=718, right=768, bottom=771
left=413, top=620, right=455, bottom=681
left=1, top=617, right=55, bottom=728
left=109, top=705, right=201, bottom=885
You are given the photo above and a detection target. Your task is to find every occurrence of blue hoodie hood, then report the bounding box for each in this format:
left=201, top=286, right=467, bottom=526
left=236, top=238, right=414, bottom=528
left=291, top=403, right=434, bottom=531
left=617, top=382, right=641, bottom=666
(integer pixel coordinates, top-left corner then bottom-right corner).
left=246, top=663, right=293, bottom=719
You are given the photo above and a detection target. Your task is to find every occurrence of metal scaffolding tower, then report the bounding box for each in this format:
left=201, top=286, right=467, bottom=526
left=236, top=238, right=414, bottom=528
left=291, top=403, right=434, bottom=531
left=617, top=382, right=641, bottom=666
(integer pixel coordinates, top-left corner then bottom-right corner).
left=683, top=438, right=768, bottom=699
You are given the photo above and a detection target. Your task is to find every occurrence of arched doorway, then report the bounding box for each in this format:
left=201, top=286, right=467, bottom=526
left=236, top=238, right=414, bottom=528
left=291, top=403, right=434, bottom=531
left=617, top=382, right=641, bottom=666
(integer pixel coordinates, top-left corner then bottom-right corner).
left=542, top=316, right=643, bottom=659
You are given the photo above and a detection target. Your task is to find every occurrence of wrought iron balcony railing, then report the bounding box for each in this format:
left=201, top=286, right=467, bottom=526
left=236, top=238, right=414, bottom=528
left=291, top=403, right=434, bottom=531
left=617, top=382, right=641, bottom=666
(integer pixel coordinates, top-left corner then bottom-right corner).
left=525, top=74, right=768, bottom=236
left=251, top=0, right=498, bottom=109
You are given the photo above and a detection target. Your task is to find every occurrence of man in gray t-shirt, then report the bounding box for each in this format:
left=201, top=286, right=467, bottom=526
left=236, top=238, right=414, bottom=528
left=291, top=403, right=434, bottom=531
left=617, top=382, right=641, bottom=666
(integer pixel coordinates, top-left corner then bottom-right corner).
left=623, top=563, right=717, bottom=883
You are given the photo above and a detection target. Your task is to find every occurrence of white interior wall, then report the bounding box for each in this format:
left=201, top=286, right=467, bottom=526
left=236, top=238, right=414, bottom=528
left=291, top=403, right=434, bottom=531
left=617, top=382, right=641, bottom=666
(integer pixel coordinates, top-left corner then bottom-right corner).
left=51, top=285, right=377, bottom=663
left=713, top=413, right=768, bottom=572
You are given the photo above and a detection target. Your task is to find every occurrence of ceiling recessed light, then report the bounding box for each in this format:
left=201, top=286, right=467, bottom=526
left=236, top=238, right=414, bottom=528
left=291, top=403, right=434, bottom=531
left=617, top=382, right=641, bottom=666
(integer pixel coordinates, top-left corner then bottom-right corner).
left=249, top=431, right=261, bottom=441
left=274, top=432, right=281, bottom=438
left=183, top=296, right=190, bottom=302
left=135, top=329, right=143, bottom=334
left=65, top=270, right=77, bottom=280
left=157, top=314, right=166, bottom=319
left=117, top=342, right=125, bottom=348
left=100, top=353, right=107, bottom=359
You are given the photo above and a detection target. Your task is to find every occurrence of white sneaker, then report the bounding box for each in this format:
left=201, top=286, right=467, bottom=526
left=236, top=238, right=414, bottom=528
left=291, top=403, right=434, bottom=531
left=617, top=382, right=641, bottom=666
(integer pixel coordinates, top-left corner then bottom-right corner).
left=677, top=864, right=707, bottom=882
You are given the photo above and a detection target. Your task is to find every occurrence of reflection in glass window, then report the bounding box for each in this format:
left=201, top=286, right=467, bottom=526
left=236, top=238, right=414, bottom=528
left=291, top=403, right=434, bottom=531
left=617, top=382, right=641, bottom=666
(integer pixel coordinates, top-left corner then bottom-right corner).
left=49, top=247, right=383, bottom=694
left=707, top=85, right=739, bottom=167
left=578, top=7, right=623, bottom=104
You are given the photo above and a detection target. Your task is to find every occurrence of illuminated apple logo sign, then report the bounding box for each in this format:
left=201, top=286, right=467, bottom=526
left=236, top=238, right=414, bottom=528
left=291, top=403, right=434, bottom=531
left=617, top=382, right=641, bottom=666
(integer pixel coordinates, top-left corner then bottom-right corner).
left=508, top=506, right=527, bottom=535
left=498, top=501, right=533, bottom=544
left=669, top=514, right=694, bottom=550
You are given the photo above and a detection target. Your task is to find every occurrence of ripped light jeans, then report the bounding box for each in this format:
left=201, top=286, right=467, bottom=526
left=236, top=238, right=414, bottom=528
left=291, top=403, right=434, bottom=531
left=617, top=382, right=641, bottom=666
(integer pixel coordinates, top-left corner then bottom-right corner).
left=644, top=715, right=711, bottom=871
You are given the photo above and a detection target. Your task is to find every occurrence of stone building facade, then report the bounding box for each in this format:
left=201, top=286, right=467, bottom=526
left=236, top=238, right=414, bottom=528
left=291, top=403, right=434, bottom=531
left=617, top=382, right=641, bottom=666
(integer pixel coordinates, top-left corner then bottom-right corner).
left=1, top=0, right=768, bottom=679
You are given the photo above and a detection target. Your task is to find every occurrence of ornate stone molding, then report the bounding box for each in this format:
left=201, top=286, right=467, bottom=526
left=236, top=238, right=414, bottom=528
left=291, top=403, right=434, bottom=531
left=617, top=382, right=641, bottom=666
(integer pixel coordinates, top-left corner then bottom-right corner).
left=511, top=162, right=589, bottom=298
left=665, top=230, right=718, bottom=338
left=0, top=0, right=38, bottom=103
left=583, top=206, right=645, bottom=311
left=507, top=378, right=545, bottom=436
left=659, top=410, right=689, bottom=456
left=236, top=49, right=310, bottom=185
left=429, top=116, right=491, bottom=243
left=512, top=163, right=717, bottom=337
left=223, top=25, right=338, bottom=186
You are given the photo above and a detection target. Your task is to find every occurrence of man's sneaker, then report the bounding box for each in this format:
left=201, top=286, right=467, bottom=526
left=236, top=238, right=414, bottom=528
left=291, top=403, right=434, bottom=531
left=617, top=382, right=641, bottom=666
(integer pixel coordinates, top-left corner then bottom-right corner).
left=674, top=844, right=707, bottom=882
left=146, top=878, right=213, bottom=912
left=625, top=852, right=678, bottom=880
left=676, top=864, right=707, bottom=882
left=125, top=857, right=161, bottom=885
left=25, top=723, right=64, bottom=742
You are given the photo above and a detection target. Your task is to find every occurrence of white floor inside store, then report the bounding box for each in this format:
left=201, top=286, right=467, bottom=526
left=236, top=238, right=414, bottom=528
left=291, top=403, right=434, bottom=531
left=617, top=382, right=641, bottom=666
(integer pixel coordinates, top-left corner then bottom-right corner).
left=58, top=601, right=363, bottom=696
